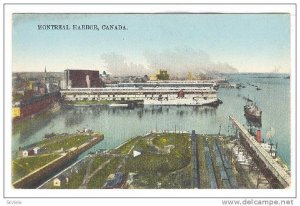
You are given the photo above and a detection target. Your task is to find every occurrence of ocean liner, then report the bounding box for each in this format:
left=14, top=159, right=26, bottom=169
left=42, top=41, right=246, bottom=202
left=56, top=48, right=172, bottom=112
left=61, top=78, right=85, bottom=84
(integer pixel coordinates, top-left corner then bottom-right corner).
left=62, top=81, right=221, bottom=106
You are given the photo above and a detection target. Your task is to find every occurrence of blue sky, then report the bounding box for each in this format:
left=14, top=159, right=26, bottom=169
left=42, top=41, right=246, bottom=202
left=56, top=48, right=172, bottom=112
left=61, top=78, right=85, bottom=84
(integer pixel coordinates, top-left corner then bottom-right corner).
left=12, top=13, right=291, bottom=74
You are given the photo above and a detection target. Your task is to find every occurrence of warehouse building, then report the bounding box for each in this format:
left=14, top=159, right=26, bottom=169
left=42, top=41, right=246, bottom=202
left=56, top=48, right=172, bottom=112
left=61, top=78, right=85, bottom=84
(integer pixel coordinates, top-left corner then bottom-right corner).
left=64, top=69, right=103, bottom=89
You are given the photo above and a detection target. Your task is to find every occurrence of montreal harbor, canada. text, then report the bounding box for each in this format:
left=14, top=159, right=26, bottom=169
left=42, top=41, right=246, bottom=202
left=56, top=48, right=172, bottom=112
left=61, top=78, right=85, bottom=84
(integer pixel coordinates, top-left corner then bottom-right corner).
left=37, top=24, right=127, bottom=31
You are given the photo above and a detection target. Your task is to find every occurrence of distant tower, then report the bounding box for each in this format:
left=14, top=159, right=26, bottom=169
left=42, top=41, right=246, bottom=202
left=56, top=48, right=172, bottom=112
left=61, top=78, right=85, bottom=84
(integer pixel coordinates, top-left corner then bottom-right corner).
left=44, top=66, right=47, bottom=82
left=44, top=66, right=49, bottom=93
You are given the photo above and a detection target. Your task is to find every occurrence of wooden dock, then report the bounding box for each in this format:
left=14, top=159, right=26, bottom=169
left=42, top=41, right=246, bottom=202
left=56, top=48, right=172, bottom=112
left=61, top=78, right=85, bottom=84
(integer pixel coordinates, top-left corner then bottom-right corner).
left=229, top=116, right=290, bottom=188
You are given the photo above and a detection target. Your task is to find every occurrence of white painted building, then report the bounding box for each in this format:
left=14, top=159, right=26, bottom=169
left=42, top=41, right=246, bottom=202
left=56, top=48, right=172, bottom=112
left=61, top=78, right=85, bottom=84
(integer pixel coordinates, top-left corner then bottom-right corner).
left=33, top=147, right=40, bottom=155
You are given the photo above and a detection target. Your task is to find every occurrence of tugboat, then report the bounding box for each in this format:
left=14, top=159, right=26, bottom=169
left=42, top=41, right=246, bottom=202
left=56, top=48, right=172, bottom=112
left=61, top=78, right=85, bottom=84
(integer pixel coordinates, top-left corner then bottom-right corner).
left=244, top=101, right=262, bottom=121
left=260, top=127, right=277, bottom=158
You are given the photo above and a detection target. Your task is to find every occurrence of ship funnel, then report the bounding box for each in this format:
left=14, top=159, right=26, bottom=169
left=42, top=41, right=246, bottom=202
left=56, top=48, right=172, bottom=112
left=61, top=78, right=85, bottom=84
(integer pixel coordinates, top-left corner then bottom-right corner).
left=256, top=129, right=261, bottom=143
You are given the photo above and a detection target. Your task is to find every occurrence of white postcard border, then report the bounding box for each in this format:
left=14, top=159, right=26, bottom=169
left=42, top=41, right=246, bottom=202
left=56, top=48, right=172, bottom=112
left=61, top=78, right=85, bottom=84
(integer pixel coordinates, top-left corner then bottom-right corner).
left=3, top=3, right=297, bottom=198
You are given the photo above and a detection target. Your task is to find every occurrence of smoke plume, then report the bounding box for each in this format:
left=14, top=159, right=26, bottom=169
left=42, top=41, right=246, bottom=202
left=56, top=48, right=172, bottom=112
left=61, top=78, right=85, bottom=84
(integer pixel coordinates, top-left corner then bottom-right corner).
left=144, top=47, right=238, bottom=76
left=101, top=53, right=148, bottom=76
left=101, top=47, right=238, bottom=76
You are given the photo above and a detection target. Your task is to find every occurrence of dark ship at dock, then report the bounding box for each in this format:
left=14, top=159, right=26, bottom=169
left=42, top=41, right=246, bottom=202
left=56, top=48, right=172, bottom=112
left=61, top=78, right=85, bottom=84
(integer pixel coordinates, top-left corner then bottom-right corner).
left=244, top=101, right=262, bottom=122
left=12, top=68, right=61, bottom=122
left=13, top=91, right=61, bottom=122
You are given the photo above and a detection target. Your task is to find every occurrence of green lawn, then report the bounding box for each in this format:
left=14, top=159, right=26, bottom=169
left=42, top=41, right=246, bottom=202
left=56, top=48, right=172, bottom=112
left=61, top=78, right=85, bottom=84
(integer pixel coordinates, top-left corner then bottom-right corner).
left=129, top=173, right=161, bottom=188
left=115, top=134, right=192, bottom=188
left=37, top=135, right=92, bottom=153
left=197, top=136, right=209, bottom=188
left=48, top=155, right=118, bottom=189
left=161, top=164, right=192, bottom=189
left=59, top=163, right=88, bottom=189
left=152, top=135, right=169, bottom=148
left=12, top=154, right=60, bottom=182
left=114, top=137, right=139, bottom=155
left=124, top=134, right=191, bottom=176
left=87, top=157, right=122, bottom=189
left=132, top=139, right=157, bottom=154
left=12, top=133, right=99, bottom=186
left=90, top=155, right=111, bottom=172
left=34, top=134, right=239, bottom=189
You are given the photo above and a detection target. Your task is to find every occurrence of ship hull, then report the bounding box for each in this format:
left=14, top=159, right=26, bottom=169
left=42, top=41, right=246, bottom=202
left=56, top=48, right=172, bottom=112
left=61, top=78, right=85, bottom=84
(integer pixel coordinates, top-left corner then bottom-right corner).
left=13, top=92, right=61, bottom=121
left=61, top=86, right=220, bottom=106
left=244, top=109, right=262, bottom=121
left=144, top=97, right=219, bottom=106
left=244, top=113, right=261, bottom=122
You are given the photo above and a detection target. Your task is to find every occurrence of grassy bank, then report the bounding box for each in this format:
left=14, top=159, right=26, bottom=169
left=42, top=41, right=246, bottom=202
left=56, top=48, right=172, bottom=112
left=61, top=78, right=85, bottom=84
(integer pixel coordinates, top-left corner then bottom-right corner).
left=44, top=133, right=192, bottom=189
left=12, top=132, right=102, bottom=184
left=12, top=154, right=60, bottom=182
left=125, top=134, right=191, bottom=174
left=121, top=133, right=191, bottom=188
left=35, top=134, right=93, bottom=153
left=197, top=136, right=209, bottom=188
left=41, top=133, right=244, bottom=189
left=87, top=157, right=122, bottom=188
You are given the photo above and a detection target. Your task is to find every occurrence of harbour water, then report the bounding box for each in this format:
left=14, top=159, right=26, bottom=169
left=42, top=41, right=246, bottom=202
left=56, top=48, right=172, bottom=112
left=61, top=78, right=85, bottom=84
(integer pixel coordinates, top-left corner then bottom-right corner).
left=12, top=73, right=291, bottom=168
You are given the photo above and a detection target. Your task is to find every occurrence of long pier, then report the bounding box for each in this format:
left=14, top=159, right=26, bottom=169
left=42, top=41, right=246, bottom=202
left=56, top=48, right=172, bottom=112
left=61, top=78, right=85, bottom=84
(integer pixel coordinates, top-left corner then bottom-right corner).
left=229, top=116, right=290, bottom=188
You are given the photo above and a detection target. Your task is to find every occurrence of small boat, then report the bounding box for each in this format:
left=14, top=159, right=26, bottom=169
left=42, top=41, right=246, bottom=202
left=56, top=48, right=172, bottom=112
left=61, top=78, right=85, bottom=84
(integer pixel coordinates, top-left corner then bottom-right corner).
left=261, top=142, right=277, bottom=157
left=108, top=103, right=128, bottom=107
left=244, top=101, right=262, bottom=121
left=73, top=104, right=90, bottom=107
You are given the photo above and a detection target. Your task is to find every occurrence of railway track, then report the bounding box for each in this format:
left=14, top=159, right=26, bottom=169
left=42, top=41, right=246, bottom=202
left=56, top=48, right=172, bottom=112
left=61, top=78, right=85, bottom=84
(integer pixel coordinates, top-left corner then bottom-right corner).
left=191, top=130, right=200, bottom=188
left=204, top=139, right=218, bottom=189
left=215, top=139, right=239, bottom=189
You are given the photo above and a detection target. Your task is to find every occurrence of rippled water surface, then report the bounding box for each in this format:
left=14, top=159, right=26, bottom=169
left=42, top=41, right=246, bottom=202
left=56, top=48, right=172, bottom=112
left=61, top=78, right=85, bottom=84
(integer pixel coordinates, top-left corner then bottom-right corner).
left=12, top=73, right=291, bottom=167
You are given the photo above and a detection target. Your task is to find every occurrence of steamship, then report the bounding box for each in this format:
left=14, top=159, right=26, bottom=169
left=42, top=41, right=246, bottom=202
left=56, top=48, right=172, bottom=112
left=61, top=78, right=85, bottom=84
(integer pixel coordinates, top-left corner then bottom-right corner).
left=143, top=88, right=219, bottom=106
left=13, top=91, right=61, bottom=121
left=62, top=81, right=221, bottom=106
left=244, top=101, right=262, bottom=121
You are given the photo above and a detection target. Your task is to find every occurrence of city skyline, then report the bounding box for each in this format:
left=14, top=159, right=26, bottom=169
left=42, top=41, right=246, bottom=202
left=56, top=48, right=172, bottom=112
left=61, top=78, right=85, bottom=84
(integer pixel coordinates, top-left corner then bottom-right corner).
left=13, top=13, right=291, bottom=74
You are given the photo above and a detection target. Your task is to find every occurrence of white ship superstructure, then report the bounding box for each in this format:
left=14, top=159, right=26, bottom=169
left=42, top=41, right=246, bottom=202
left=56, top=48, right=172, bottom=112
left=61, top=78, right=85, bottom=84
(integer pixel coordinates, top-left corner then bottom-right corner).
left=61, top=81, right=220, bottom=106
left=110, top=80, right=217, bottom=89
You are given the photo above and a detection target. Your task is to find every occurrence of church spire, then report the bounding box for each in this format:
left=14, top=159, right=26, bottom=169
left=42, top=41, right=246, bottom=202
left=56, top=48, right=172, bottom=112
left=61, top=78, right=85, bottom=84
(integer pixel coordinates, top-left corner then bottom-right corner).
left=44, top=66, right=47, bottom=82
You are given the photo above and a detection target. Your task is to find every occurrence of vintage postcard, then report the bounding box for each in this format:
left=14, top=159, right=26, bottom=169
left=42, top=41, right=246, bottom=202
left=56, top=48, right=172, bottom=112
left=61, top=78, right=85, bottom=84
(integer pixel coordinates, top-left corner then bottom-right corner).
left=2, top=2, right=297, bottom=203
